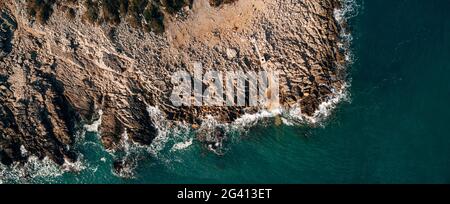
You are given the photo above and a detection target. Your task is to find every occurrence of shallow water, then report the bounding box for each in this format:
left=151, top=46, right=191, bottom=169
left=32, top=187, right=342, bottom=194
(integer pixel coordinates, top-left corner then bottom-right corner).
left=2, top=0, right=450, bottom=184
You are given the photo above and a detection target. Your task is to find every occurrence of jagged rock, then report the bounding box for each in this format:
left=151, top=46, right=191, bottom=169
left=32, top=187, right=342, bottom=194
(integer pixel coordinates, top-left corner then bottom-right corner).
left=0, top=0, right=349, bottom=166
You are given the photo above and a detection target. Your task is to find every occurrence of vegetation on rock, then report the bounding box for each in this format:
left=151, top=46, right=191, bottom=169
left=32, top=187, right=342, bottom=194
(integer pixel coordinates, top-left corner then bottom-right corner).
left=26, top=0, right=56, bottom=24
left=25, top=0, right=237, bottom=33
left=209, top=0, right=238, bottom=7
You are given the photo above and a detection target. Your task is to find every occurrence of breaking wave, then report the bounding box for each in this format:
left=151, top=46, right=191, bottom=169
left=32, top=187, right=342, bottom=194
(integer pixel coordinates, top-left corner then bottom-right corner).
left=107, top=106, right=193, bottom=178
left=0, top=156, right=85, bottom=184
left=226, top=0, right=358, bottom=127
left=108, top=0, right=359, bottom=176
left=84, top=109, right=103, bottom=133
left=335, top=0, right=359, bottom=23
left=335, top=0, right=358, bottom=64
left=1, top=0, right=358, bottom=182
left=0, top=110, right=105, bottom=183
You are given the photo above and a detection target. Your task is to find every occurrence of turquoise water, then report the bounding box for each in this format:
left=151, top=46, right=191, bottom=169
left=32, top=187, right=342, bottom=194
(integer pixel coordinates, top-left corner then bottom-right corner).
left=4, top=0, right=450, bottom=184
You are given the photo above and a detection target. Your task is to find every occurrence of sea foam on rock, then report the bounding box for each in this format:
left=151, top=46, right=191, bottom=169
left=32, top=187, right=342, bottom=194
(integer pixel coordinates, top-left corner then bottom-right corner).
left=0, top=0, right=357, bottom=176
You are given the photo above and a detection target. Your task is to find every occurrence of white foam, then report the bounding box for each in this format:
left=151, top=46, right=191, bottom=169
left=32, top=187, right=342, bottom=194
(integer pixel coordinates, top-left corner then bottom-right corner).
left=276, top=0, right=357, bottom=125
left=112, top=129, right=141, bottom=178
left=334, top=0, right=359, bottom=23
left=281, top=117, right=295, bottom=126
left=61, top=157, right=86, bottom=172
left=1, top=1, right=359, bottom=182
left=108, top=105, right=193, bottom=178
left=335, top=0, right=358, bottom=65
left=171, top=138, right=193, bottom=152
left=146, top=106, right=170, bottom=156
left=0, top=156, right=63, bottom=183
left=303, top=83, right=350, bottom=124
left=221, top=1, right=358, bottom=128
left=84, top=109, right=103, bottom=132
left=232, top=108, right=282, bottom=129
left=226, top=85, right=348, bottom=128
left=145, top=105, right=192, bottom=156
left=20, top=145, right=28, bottom=157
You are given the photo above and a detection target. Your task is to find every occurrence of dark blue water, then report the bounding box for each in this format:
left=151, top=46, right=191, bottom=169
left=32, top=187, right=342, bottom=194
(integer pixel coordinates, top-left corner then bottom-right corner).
left=3, top=0, right=450, bottom=184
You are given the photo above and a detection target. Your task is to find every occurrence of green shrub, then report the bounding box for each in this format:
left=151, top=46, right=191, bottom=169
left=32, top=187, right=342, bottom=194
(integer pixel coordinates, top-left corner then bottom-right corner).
left=102, top=0, right=121, bottom=24
left=209, top=0, right=237, bottom=7
left=25, top=0, right=213, bottom=34
left=126, top=0, right=148, bottom=28
left=26, top=0, right=56, bottom=24
left=143, top=3, right=164, bottom=33
left=160, top=0, right=192, bottom=14
left=119, top=0, right=129, bottom=16
left=84, top=0, right=100, bottom=24
left=66, top=8, right=77, bottom=20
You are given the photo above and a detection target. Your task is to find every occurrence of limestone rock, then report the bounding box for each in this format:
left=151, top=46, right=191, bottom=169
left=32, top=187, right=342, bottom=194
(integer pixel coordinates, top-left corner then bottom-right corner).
left=0, top=0, right=349, bottom=167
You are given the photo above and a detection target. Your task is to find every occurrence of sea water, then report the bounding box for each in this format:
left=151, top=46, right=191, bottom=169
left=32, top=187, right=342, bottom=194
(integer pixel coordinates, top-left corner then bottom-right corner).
left=1, top=0, right=450, bottom=184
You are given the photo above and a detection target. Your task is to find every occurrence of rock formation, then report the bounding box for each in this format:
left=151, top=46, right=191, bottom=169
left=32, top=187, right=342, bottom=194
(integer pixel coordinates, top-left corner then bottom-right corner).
left=0, top=0, right=349, bottom=172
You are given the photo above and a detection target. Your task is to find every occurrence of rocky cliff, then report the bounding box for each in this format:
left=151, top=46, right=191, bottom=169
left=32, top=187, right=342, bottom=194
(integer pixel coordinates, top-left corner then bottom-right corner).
left=0, top=0, right=349, bottom=173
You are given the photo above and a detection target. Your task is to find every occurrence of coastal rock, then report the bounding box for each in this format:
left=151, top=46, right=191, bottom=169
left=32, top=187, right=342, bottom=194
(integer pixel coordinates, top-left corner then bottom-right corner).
left=0, top=0, right=349, bottom=167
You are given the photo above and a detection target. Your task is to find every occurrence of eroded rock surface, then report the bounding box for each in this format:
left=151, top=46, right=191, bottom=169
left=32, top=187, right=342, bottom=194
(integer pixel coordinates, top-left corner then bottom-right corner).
left=0, top=0, right=349, bottom=170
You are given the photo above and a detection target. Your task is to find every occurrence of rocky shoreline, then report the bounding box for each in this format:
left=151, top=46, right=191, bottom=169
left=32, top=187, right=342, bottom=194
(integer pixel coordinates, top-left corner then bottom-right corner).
left=0, top=0, right=349, bottom=173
